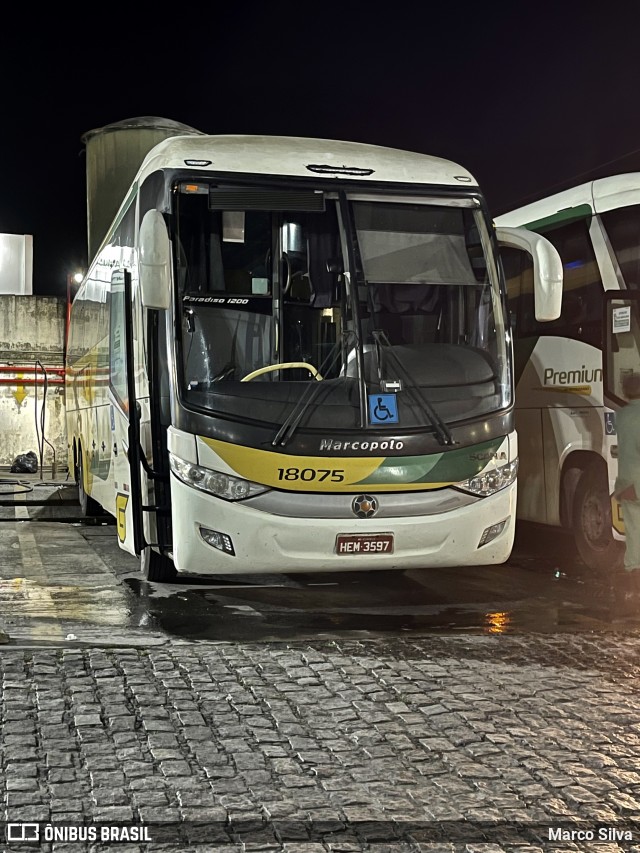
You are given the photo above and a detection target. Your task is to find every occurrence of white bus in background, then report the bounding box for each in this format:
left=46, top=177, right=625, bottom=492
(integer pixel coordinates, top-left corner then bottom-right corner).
left=496, top=174, right=640, bottom=571
left=66, top=129, right=562, bottom=581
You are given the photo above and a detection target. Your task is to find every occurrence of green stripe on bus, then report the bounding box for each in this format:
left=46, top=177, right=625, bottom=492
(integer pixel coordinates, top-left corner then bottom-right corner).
left=355, top=437, right=505, bottom=486
left=524, top=202, right=592, bottom=233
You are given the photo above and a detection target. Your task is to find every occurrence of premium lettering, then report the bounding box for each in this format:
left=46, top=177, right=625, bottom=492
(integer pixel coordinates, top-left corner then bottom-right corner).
left=543, top=366, right=602, bottom=385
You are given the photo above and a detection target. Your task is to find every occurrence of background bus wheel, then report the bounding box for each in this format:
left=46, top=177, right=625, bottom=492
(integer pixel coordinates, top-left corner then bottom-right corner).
left=140, top=546, right=177, bottom=582
left=77, top=454, right=102, bottom=517
left=572, top=465, right=624, bottom=572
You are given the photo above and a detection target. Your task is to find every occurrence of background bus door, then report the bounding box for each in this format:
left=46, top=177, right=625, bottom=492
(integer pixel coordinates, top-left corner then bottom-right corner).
left=603, top=291, right=640, bottom=536
left=108, top=270, right=144, bottom=557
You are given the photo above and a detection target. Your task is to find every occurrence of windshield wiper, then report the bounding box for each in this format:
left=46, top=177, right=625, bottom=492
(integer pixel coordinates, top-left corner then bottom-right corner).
left=272, top=330, right=357, bottom=447
left=372, top=330, right=455, bottom=446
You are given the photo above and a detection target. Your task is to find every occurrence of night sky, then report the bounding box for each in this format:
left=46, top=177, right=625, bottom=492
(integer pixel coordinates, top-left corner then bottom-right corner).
left=5, top=6, right=640, bottom=295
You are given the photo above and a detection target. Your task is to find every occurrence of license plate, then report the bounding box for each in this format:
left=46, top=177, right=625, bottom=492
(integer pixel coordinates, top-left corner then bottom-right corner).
left=335, top=533, right=394, bottom=555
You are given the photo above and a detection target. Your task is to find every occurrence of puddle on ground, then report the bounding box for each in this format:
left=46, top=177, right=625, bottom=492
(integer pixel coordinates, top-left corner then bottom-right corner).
left=123, top=563, right=625, bottom=642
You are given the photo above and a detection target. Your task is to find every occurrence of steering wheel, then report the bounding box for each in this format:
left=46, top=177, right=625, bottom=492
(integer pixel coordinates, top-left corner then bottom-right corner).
left=241, top=362, right=323, bottom=382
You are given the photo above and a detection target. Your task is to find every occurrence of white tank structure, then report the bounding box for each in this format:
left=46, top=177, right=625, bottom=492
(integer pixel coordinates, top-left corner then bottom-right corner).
left=0, top=234, right=32, bottom=295
left=82, top=116, right=205, bottom=264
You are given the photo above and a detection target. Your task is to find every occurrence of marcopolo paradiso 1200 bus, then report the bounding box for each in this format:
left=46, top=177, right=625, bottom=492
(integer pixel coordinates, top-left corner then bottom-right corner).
left=66, top=126, right=562, bottom=581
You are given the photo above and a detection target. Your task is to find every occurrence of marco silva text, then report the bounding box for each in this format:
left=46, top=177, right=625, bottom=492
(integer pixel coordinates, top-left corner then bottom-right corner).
left=548, top=825, right=634, bottom=842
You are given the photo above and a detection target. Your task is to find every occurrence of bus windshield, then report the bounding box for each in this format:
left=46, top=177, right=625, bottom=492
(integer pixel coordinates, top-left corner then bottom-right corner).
left=174, top=184, right=509, bottom=438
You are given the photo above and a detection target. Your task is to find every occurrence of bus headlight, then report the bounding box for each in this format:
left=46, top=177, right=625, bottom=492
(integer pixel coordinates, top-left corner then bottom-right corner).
left=457, top=459, right=518, bottom=497
left=169, top=453, right=268, bottom=501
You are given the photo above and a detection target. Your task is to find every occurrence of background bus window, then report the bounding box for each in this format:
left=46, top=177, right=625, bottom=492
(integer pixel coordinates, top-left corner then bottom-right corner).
left=601, top=204, right=640, bottom=290
left=503, top=220, right=602, bottom=349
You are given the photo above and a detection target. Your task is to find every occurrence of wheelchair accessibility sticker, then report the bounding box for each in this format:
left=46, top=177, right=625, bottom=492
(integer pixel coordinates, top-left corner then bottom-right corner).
left=369, top=394, right=399, bottom=424
left=605, top=412, right=616, bottom=435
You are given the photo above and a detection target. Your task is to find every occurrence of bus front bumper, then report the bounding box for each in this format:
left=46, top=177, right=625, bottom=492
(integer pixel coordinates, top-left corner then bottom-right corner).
left=169, top=477, right=516, bottom=575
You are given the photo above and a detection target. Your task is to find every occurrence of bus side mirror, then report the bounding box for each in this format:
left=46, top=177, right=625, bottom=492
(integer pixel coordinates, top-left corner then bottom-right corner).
left=496, top=226, right=563, bottom=322
left=139, top=210, right=171, bottom=310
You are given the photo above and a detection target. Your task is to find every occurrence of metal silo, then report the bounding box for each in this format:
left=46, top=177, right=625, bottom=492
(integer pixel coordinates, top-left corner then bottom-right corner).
left=82, top=116, right=204, bottom=264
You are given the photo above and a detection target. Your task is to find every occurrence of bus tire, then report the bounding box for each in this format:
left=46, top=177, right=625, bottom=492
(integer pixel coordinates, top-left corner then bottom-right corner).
left=140, top=546, right=177, bottom=582
left=572, top=465, right=624, bottom=572
left=77, top=452, right=102, bottom=517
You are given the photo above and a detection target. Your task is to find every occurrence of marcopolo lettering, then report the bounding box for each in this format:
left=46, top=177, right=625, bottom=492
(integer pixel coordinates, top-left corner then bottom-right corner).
left=319, top=438, right=404, bottom=452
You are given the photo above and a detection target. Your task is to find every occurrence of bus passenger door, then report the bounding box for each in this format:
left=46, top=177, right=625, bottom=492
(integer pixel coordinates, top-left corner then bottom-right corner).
left=108, top=270, right=143, bottom=556
left=603, top=291, right=640, bottom=535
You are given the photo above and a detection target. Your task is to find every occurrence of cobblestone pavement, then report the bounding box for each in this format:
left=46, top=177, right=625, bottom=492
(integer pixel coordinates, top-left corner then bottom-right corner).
left=4, top=633, right=640, bottom=852
left=4, top=480, right=640, bottom=851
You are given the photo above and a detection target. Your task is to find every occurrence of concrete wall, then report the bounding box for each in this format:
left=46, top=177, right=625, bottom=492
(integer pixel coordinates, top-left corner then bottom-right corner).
left=0, top=295, right=67, bottom=471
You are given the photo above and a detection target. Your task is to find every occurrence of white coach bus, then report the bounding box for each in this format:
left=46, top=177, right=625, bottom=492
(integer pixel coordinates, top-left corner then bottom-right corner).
left=496, top=173, right=640, bottom=571
left=66, top=131, right=561, bottom=581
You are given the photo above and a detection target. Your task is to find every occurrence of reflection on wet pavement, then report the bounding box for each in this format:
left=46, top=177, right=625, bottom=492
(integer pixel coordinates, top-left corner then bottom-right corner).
left=0, top=578, right=132, bottom=624
left=0, top=479, right=634, bottom=646
left=120, top=526, right=622, bottom=642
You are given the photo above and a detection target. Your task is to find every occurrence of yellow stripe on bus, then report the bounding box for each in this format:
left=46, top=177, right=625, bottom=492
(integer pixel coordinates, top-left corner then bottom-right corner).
left=535, top=385, right=592, bottom=395
left=199, top=437, right=452, bottom=492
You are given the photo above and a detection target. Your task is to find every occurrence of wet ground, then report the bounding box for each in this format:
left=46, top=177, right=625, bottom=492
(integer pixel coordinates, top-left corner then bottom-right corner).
left=0, top=472, right=628, bottom=646
left=5, top=474, right=640, bottom=851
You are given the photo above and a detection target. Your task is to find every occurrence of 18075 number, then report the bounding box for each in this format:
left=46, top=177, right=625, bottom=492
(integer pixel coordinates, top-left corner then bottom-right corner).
left=277, top=467, right=345, bottom=482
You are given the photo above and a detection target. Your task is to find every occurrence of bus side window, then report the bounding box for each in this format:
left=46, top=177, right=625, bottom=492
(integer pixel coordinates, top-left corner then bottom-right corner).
left=503, top=220, right=601, bottom=347
left=601, top=203, right=640, bottom=289
left=109, top=274, right=129, bottom=411
left=537, top=219, right=603, bottom=348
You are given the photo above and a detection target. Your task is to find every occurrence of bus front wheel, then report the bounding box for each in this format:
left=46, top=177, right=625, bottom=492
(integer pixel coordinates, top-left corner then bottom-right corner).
left=140, top=546, right=177, bottom=583
left=572, top=465, right=624, bottom=572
